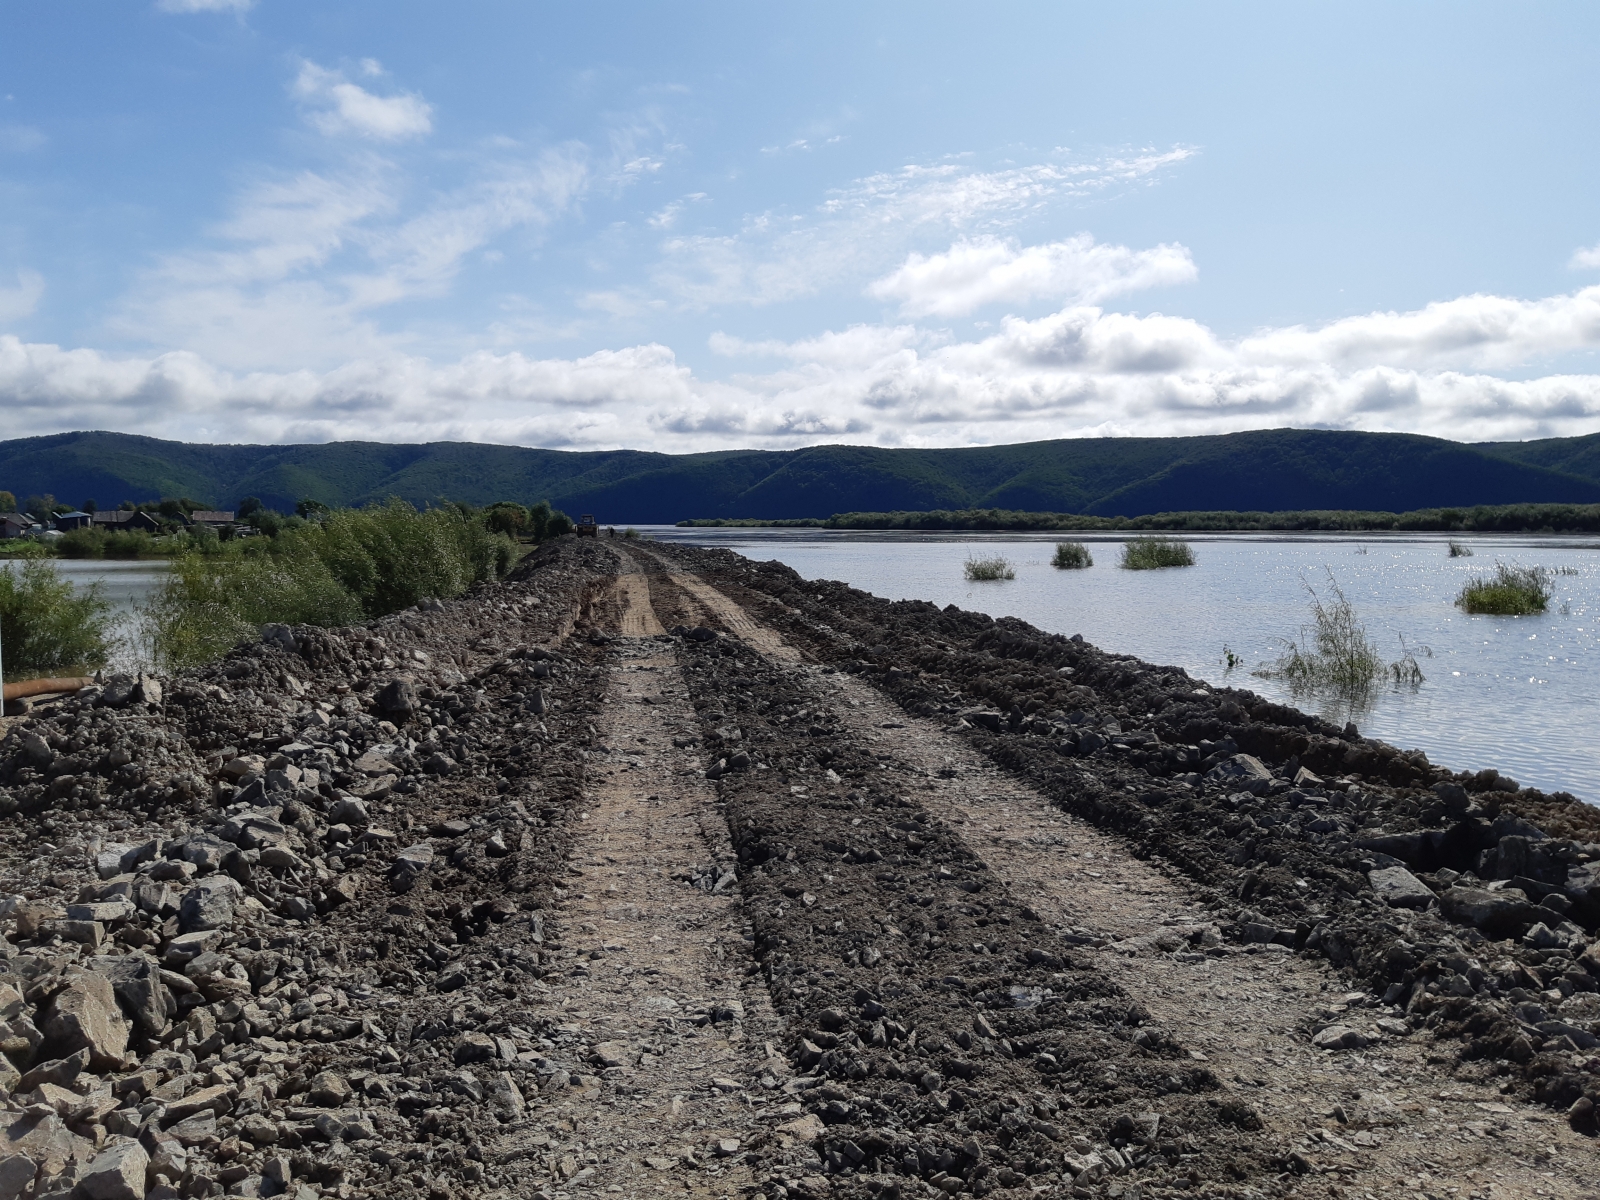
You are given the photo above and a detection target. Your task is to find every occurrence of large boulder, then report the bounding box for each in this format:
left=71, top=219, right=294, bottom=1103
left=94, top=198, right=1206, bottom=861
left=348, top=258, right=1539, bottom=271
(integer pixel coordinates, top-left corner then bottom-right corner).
left=77, top=1138, right=148, bottom=1200
left=86, top=956, right=172, bottom=1036
left=177, top=876, right=244, bottom=933
left=374, top=677, right=419, bottom=717
left=1204, top=754, right=1275, bottom=794
left=1438, top=886, right=1537, bottom=935
left=1368, top=866, right=1436, bottom=909
left=41, top=974, right=128, bottom=1067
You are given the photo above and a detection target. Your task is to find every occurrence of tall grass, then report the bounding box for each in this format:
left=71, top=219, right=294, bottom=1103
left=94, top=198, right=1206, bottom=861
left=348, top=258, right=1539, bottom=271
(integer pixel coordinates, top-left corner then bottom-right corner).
left=141, top=500, right=518, bottom=671
left=1447, top=540, right=1474, bottom=558
left=0, top=559, right=115, bottom=682
left=964, top=554, right=1015, bottom=581
left=1120, top=537, right=1195, bottom=569
left=1455, top=563, right=1551, bottom=616
left=1260, top=575, right=1384, bottom=694
left=1051, top=541, right=1092, bottom=569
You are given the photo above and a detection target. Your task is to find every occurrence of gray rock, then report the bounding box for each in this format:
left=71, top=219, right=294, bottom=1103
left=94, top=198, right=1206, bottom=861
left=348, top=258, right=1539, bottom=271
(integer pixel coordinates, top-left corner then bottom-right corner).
left=389, top=843, right=434, bottom=893
left=374, top=677, right=418, bottom=716
left=1312, top=1024, right=1368, bottom=1050
left=177, top=876, right=244, bottom=933
left=16, top=1049, right=88, bottom=1094
left=1438, top=886, right=1536, bottom=935
left=176, top=835, right=231, bottom=874
left=77, top=1138, right=148, bottom=1200
left=422, top=753, right=457, bottom=776
left=1431, top=780, right=1470, bottom=812
left=42, top=975, right=129, bottom=1065
left=1368, top=866, right=1436, bottom=909
left=307, top=1072, right=352, bottom=1108
left=453, top=1033, right=496, bottom=1065
left=87, top=956, right=172, bottom=1036
left=327, top=798, right=369, bottom=826
left=1204, top=753, right=1275, bottom=794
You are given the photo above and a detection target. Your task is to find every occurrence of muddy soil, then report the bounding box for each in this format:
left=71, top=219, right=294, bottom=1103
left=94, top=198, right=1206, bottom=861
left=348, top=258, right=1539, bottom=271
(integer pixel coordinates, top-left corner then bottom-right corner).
left=0, top=537, right=1594, bottom=1200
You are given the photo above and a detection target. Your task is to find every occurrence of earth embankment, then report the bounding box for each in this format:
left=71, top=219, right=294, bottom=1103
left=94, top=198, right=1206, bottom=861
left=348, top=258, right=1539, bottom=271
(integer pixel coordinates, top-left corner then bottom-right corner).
left=0, top=538, right=1593, bottom=1200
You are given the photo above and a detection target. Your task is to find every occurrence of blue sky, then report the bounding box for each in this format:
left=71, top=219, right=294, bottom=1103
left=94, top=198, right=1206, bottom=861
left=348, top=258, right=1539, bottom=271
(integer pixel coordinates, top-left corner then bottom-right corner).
left=2, top=1, right=1599, bottom=450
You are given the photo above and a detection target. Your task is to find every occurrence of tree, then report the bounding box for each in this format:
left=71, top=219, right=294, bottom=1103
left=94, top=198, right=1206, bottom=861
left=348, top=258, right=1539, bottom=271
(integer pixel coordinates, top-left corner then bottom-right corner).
left=0, top=492, right=15, bottom=513
left=484, top=502, right=529, bottom=537
left=296, top=498, right=331, bottom=519
left=238, top=496, right=264, bottom=518
left=81, top=499, right=98, bottom=514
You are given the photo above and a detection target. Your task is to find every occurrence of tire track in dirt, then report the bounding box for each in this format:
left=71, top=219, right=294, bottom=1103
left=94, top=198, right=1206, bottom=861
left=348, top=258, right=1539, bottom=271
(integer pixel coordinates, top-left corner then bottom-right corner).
left=488, top=554, right=791, bottom=1197
left=640, top=549, right=1596, bottom=1200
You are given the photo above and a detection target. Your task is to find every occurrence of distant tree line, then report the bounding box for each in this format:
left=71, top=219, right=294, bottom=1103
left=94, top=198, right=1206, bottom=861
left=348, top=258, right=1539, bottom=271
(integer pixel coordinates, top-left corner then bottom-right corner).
left=680, top=502, right=1600, bottom=533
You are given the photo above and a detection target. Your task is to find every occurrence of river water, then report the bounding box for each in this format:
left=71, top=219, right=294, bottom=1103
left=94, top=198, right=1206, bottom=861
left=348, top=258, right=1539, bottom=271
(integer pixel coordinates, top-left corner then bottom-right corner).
left=8, top=535, right=1598, bottom=802
left=648, top=528, right=1600, bottom=804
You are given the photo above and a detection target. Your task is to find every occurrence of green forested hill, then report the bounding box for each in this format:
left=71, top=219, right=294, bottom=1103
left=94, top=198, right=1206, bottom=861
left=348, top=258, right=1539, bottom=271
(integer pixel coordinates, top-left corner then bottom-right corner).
left=2, top=427, right=1598, bottom=522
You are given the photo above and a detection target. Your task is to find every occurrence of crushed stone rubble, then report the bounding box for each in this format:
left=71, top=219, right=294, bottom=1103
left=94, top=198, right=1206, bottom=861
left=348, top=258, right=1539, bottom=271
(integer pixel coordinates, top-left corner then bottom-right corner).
left=649, top=544, right=1600, bottom=1142
left=0, top=542, right=623, bottom=1200
left=0, top=534, right=1596, bottom=1200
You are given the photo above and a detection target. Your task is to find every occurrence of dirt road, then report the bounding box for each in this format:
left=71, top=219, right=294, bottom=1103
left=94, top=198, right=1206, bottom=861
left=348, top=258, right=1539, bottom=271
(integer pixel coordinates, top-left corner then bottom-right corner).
left=0, top=538, right=1594, bottom=1200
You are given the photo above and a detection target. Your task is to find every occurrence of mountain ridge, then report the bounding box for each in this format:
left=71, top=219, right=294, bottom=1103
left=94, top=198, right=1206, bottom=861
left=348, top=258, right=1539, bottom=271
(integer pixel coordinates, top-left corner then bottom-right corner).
left=2, top=427, right=1598, bottom=522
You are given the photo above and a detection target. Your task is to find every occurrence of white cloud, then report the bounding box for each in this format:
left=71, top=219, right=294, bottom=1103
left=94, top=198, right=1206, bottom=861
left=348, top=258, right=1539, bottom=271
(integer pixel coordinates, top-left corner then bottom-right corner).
left=867, top=234, right=1197, bottom=318
left=0, top=270, right=44, bottom=322
left=1572, top=243, right=1600, bottom=271
left=646, top=148, right=1196, bottom=310
left=154, top=0, right=252, bottom=11
left=292, top=61, right=432, bottom=142
left=10, top=282, right=1600, bottom=452
left=112, top=146, right=591, bottom=370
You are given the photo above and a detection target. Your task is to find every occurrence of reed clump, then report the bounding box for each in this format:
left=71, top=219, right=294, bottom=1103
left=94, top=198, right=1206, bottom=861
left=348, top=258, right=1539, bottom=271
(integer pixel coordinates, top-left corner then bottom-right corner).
left=1448, top=540, right=1473, bottom=558
left=1260, top=576, right=1383, bottom=694
left=1120, top=537, right=1194, bottom=569
left=964, top=555, right=1015, bottom=581
left=1455, top=564, right=1551, bottom=616
left=1051, top=542, right=1092, bottom=569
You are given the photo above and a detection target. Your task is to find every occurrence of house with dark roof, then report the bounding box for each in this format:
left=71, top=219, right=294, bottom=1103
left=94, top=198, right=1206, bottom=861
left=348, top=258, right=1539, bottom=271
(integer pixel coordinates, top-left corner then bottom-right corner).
left=51, top=511, right=95, bottom=531
left=92, top=510, right=163, bottom=533
left=0, top=513, right=39, bottom=540
left=188, top=510, right=236, bottom=526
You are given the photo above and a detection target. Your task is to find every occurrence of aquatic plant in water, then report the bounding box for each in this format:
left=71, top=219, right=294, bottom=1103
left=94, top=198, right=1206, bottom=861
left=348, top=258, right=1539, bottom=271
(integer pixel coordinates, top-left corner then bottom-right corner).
left=964, top=555, right=1015, bottom=581
left=1120, top=537, right=1194, bottom=569
left=1455, top=564, right=1551, bottom=616
left=1051, top=542, right=1092, bottom=569
left=1448, top=540, right=1473, bottom=558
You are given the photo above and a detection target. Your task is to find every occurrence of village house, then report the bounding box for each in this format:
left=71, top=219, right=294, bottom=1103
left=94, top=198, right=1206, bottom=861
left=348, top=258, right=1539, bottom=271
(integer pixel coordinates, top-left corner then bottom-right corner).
left=91, top=510, right=164, bottom=533
left=50, top=511, right=95, bottom=531
left=0, top=513, right=39, bottom=540
left=188, top=510, right=236, bottom=527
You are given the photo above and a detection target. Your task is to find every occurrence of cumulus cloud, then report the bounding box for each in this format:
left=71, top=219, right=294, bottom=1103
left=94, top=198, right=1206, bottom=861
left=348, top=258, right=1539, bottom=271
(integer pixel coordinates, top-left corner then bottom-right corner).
left=1572, top=243, right=1600, bottom=271
left=292, top=61, right=432, bottom=142
left=9, top=282, right=1600, bottom=451
left=0, top=270, right=44, bottom=322
left=867, top=234, right=1197, bottom=318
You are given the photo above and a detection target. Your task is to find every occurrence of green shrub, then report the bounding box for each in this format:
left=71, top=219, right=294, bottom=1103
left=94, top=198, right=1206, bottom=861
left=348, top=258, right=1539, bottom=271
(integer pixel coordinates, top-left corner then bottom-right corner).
left=623, top=527, right=641, bottom=540
left=964, top=554, right=1015, bottom=581
left=104, top=530, right=154, bottom=558
left=1258, top=575, right=1383, bottom=695
left=1448, top=540, right=1473, bottom=558
left=0, top=559, right=115, bottom=681
left=1455, top=564, right=1550, bottom=615
left=139, top=499, right=521, bottom=670
left=1120, top=537, right=1194, bottom=569
left=57, top=528, right=108, bottom=558
left=1051, top=541, right=1092, bottom=569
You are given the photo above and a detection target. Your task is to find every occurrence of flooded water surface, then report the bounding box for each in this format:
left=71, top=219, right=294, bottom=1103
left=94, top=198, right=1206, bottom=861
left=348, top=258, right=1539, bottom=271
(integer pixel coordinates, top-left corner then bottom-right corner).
left=653, top=528, right=1600, bottom=803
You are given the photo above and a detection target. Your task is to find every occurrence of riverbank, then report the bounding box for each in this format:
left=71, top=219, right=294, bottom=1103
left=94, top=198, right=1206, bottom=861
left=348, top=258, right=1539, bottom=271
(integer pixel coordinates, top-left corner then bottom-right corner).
left=0, top=538, right=1594, bottom=1198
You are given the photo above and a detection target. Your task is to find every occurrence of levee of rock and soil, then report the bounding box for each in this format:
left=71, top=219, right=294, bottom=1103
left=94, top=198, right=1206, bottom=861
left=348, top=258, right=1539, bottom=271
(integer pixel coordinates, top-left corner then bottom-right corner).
left=0, top=534, right=1594, bottom=1200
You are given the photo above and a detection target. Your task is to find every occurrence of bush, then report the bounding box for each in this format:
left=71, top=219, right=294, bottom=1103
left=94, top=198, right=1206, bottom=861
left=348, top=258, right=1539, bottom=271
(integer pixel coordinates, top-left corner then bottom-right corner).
left=1448, top=539, right=1473, bottom=557
left=140, top=499, right=521, bottom=670
left=1455, top=564, right=1550, bottom=615
left=1120, top=537, right=1194, bottom=569
left=0, top=559, right=115, bottom=681
left=1051, top=541, right=1092, bottom=569
left=1258, top=575, right=1383, bottom=696
left=964, top=555, right=1015, bottom=581
left=104, top=530, right=155, bottom=558
left=57, top=528, right=108, bottom=558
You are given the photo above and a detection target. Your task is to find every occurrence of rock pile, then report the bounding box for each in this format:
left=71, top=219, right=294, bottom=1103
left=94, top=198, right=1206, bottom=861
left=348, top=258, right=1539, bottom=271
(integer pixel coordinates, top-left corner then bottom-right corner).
left=0, top=541, right=621, bottom=1199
